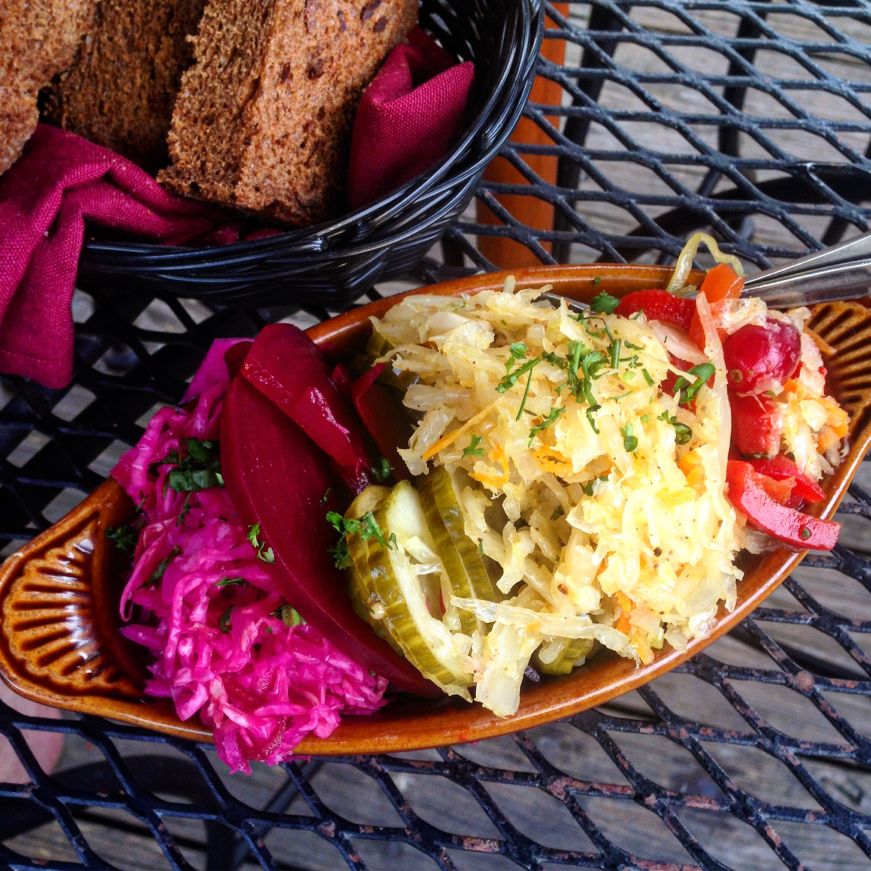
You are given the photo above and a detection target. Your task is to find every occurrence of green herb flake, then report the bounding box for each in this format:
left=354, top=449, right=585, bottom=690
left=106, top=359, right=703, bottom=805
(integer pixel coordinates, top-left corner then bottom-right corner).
left=590, top=292, right=620, bottom=315
left=658, top=410, right=693, bottom=445
left=247, top=522, right=275, bottom=563
left=592, top=275, right=603, bottom=287
left=219, top=606, right=233, bottom=634
left=609, top=338, right=622, bottom=370
left=503, top=342, right=528, bottom=376
left=582, top=482, right=595, bottom=497
left=550, top=506, right=565, bottom=520
left=528, top=406, right=566, bottom=444
left=621, top=423, right=638, bottom=453
left=585, top=406, right=601, bottom=434
left=642, top=368, right=655, bottom=387
left=275, top=604, right=304, bottom=626
left=145, top=546, right=180, bottom=588
left=673, top=362, right=716, bottom=405
left=463, top=434, right=486, bottom=458
left=327, top=510, right=396, bottom=570
left=217, top=576, right=247, bottom=588
left=515, top=368, right=536, bottom=421
left=497, top=356, right=541, bottom=393
left=371, top=457, right=393, bottom=483
left=107, top=524, right=137, bottom=554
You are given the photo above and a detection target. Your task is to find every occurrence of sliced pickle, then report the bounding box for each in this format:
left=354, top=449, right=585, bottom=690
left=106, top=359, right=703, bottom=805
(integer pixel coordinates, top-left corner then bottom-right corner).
left=364, top=332, right=419, bottom=392
left=344, top=481, right=473, bottom=698
left=418, top=466, right=498, bottom=635
left=533, top=638, right=596, bottom=676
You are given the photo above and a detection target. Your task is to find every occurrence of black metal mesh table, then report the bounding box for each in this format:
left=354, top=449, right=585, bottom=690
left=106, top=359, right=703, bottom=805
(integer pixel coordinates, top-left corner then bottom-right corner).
left=2, top=2, right=871, bottom=868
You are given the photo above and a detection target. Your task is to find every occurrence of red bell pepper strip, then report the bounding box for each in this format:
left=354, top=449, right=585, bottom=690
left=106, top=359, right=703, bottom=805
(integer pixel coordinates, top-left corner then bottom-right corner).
left=726, top=460, right=839, bottom=550
left=746, top=455, right=826, bottom=503
left=729, top=392, right=783, bottom=458
left=241, top=324, right=375, bottom=492
left=614, top=289, right=696, bottom=331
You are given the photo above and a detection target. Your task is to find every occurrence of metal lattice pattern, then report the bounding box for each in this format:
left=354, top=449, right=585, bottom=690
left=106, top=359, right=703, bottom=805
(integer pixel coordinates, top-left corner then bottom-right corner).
left=2, top=1, right=871, bottom=868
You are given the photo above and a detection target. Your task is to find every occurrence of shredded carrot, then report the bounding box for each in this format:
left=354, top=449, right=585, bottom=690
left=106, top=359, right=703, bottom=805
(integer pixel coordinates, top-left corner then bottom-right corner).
left=678, top=449, right=705, bottom=489
left=533, top=446, right=573, bottom=476
left=469, top=446, right=510, bottom=489
left=818, top=425, right=841, bottom=453
left=614, top=591, right=633, bottom=635
left=421, top=403, right=497, bottom=460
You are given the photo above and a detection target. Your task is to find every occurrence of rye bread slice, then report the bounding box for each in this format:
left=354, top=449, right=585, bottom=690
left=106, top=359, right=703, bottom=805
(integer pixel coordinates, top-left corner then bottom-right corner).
left=43, top=0, right=207, bottom=171
left=158, top=0, right=418, bottom=226
left=0, top=0, right=97, bottom=175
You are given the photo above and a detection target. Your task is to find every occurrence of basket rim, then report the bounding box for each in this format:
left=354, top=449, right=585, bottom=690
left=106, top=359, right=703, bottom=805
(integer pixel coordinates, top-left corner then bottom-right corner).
left=81, top=0, right=543, bottom=263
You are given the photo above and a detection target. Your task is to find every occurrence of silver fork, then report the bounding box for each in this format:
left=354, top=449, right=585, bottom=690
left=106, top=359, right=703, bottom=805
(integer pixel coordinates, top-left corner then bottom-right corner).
left=742, top=230, right=871, bottom=307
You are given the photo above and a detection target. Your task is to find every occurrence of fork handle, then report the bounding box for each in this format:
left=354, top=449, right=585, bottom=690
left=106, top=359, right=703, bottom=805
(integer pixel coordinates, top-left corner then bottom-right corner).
left=744, top=230, right=871, bottom=288
left=745, top=258, right=871, bottom=308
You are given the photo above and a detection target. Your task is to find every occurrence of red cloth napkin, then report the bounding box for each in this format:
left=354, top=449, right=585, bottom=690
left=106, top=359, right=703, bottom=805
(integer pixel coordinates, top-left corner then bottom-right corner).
left=348, top=28, right=475, bottom=209
left=0, top=125, right=241, bottom=389
left=0, top=30, right=474, bottom=390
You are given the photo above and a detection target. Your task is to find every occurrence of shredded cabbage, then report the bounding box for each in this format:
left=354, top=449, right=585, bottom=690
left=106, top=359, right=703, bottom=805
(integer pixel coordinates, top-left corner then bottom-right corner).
left=374, top=255, right=845, bottom=719
left=112, top=339, right=386, bottom=773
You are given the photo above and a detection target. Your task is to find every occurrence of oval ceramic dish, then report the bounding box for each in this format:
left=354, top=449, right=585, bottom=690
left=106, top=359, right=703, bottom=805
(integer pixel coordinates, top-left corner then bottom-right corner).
left=1, top=265, right=870, bottom=755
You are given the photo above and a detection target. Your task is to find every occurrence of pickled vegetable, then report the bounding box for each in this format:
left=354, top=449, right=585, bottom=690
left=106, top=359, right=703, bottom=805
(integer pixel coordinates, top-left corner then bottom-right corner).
left=418, top=467, right=497, bottom=635
left=344, top=481, right=474, bottom=698
left=533, top=638, right=595, bottom=676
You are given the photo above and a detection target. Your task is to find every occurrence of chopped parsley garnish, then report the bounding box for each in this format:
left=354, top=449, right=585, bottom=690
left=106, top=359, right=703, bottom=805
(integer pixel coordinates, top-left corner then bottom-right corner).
left=247, top=522, right=275, bottom=563
left=274, top=604, right=304, bottom=626
left=145, top=546, right=180, bottom=588
left=371, top=457, right=393, bottom=483
left=658, top=410, right=693, bottom=445
left=217, top=576, right=247, bottom=588
left=107, top=523, right=137, bottom=554
left=326, top=510, right=396, bottom=570
left=155, top=438, right=224, bottom=495
left=515, top=368, right=536, bottom=420
left=674, top=362, right=716, bottom=405
left=503, top=342, right=528, bottom=376
left=609, top=338, right=622, bottom=370
left=621, top=423, right=638, bottom=452
left=463, top=434, right=486, bottom=458
left=529, top=406, right=566, bottom=444
left=625, top=340, right=643, bottom=351
left=591, top=291, right=619, bottom=314
left=497, top=356, right=541, bottom=393
left=582, top=481, right=595, bottom=496
left=219, top=606, right=234, bottom=634
left=642, top=368, right=655, bottom=386
left=592, top=275, right=603, bottom=286
left=585, top=406, right=600, bottom=433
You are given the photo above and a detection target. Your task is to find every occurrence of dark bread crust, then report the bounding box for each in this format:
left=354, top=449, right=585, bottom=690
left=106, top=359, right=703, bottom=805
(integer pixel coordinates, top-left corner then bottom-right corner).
left=0, top=0, right=97, bottom=174
left=43, top=0, right=207, bottom=171
left=158, top=0, right=419, bottom=226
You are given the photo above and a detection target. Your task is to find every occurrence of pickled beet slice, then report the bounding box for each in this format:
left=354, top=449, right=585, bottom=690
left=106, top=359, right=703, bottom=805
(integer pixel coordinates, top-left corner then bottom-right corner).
left=241, top=324, right=375, bottom=492
left=221, top=375, right=438, bottom=696
left=351, top=364, right=413, bottom=482
left=723, top=319, right=801, bottom=393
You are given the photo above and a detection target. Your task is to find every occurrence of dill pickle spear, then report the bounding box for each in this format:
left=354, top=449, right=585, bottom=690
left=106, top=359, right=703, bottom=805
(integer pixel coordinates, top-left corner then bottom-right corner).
left=533, top=638, right=596, bottom=676
left=418, top=466, right=497, bottom=635
left=344, top=481, right=474, bottom=698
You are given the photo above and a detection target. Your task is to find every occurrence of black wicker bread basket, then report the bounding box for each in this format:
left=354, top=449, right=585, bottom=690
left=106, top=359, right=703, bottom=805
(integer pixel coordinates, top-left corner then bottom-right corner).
left=77, top=0, right=542, bottom=308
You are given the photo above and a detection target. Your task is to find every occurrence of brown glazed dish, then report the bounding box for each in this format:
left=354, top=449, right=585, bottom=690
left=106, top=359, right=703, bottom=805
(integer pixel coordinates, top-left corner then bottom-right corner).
left=1, top=265, right=869, bottom=755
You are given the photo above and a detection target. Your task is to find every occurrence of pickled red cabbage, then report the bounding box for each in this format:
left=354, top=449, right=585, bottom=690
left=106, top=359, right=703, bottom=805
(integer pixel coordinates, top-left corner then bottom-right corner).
left=112, top=341, right=386, bottom=773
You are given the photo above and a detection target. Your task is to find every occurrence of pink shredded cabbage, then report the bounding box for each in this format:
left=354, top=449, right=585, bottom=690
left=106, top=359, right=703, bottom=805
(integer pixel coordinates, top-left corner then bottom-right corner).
left=112, top=339, right=387, bottom=774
